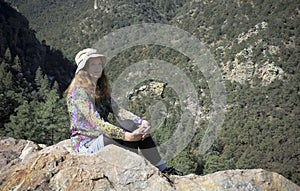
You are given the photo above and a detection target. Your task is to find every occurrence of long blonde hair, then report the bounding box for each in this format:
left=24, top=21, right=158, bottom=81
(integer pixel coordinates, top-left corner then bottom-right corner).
left=67, top=68, right=111, bottom=104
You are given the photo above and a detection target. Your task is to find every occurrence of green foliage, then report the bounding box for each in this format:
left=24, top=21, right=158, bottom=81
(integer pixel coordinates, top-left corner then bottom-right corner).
left=34, top=81, right=69, bottom=145
left=0, top=60, right=23, bottom=132
left=4, top=48, right=12, bottom=62
left=33, top=67, right=50, bottom=100
left=167, top=150, right=198, bottom=175
left=3, top=57, right=69, bottom=145
left=5, top=100, right=36, bottom=140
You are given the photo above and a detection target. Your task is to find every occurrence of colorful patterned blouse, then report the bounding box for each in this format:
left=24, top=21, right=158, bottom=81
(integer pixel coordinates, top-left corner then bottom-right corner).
left=67, top=85, right=140, bottom=152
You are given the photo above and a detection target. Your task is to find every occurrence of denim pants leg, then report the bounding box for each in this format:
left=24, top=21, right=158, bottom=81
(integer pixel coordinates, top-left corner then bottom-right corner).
left=78, top=135, right=105, bottom=154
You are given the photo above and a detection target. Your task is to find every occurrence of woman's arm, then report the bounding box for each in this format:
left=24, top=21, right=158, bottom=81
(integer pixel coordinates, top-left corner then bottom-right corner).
left=110, top=98, right=151, bottom=137
left=110, top=99, right=144, bottom=125
left=71, top=87, right=126, bottom=140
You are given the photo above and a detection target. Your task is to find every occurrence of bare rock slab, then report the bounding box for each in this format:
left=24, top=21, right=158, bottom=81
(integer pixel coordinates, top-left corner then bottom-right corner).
left=0, top=138, right=299, bottom=191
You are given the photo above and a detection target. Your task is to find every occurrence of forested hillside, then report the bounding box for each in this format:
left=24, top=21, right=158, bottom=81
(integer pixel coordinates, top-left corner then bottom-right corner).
left=0, top=0, right=72, bottom=145
left=6, top=0, right=189, bottom=60
left=3, top=0, right=300, bottom=185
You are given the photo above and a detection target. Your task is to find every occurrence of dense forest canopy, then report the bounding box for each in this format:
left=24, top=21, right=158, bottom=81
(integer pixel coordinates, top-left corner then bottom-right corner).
left=1, top=0, right=299, bottom=185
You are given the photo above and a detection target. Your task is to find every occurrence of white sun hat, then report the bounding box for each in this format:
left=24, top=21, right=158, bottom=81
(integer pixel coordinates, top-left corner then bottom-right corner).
left=74, top=48, right=106, bottom=74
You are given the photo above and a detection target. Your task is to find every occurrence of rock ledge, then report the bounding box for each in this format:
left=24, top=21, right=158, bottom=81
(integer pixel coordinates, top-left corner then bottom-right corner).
left=0, top=138, right=299, bottom=191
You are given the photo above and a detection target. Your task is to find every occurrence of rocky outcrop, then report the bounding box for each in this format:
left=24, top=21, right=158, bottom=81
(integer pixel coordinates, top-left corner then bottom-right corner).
left=0, top=137, right=44, bottom=174
left=128, top=81, right=166, bottom=101
left=219, top=21, right=286, bottom=86
left=0, top=137, right=299, bottom=191
left=173, top=170, right=300, bottom=191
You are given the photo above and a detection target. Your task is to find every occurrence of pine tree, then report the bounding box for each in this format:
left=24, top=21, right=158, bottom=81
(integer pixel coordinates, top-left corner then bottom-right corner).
left=50, top=82, right=70, bottom=144
left=30, top=69, right=69, bottom=145
left=4, top=48, right=12, bottom=63
left=12, top=55, right=22, bottom=72
left=0, top=61, right=14, bottom=90
left=11, top=54, right=33, bottom=100
left=36, top=81, right=69, bottom=145
left=0, top=61, right=19, bottom=132
left=203, top=155, right=227, bottom=174
left=5, top=100, right=36, bottom=140
left=5, top=73, right=69, bottom=145
left=34, top=67, right=50, bottom=101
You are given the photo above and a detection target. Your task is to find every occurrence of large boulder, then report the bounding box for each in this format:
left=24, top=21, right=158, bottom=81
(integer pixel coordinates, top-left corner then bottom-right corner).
left=172, top=169, right=300, bottom=191
left=0, top=139, right=172, bottom=191
left=0, top=138, right=299, bottom=191
left=0, top=137, right=44, bottom=173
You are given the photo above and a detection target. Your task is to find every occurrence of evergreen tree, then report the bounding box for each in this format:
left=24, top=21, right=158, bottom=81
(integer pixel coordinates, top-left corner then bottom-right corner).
left=34, top=67, right=50, bottom=101
left=5, top=68, right=69, bottom=145
left=30, top=70, right=69, bottom=145
left=203, top=155, right=227, bottom=174
left=0, top=61, right=20, bottom=132
left=36, top=81, right=69, bottom=145
left=5, top=100, right=36, bottom=140
left=4, top=48, right=12, bottom=63
left=11, top=54, right=33, bottom=100
left=167, top=150, right=198, bottom=175
left=12, top=55, right=22, bottom=72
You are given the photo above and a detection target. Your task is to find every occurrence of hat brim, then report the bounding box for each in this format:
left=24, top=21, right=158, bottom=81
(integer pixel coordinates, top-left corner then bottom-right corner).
left=75, top=54, right=106, bottom=74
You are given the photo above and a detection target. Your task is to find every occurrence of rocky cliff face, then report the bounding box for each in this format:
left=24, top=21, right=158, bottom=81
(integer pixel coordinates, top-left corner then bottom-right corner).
left=0, top=137, right=299, bottom=191
left=219, top=21, right=286, bottom=86
left=0, top=0, right=75, bottom=92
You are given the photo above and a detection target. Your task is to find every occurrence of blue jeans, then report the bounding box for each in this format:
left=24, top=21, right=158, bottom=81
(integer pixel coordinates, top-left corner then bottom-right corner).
left=78, top=134, right=105, bottom=154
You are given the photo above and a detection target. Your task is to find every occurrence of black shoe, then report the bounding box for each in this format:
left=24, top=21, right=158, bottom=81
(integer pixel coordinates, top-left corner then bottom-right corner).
left=162, top=167, right=183, bottom=176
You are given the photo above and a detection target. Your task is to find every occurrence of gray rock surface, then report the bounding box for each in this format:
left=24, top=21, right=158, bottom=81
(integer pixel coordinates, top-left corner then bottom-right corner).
left=0, top=137, right=44, bottom=173
left=0, top=137, right=299, bottom=191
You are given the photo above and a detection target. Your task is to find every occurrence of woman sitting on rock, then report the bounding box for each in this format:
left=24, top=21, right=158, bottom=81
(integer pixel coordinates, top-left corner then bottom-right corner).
left=66, top=48, right=178, bottom=174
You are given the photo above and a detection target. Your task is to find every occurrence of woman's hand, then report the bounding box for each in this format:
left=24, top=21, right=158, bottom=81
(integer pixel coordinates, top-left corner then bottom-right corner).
left=141, top=133, right=150, bottom=140
left=135, top=122, right=151, bottom=134
left=123, top=131, right=142, bottom=142
left=139, top=120, right=151, bottom=134
left=123, top=120, right=152, bottom=141
left=139, top=120, right=151, bottom=140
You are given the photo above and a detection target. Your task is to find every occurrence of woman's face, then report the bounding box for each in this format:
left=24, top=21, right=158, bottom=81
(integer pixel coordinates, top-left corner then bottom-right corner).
left=86, top=57, right=105, bottom=79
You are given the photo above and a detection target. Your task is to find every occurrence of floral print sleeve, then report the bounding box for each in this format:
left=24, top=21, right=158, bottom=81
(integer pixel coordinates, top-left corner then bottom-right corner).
left=68, top=86, right=125, bottom=141
left=111, top=99, right=143, bottom=124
